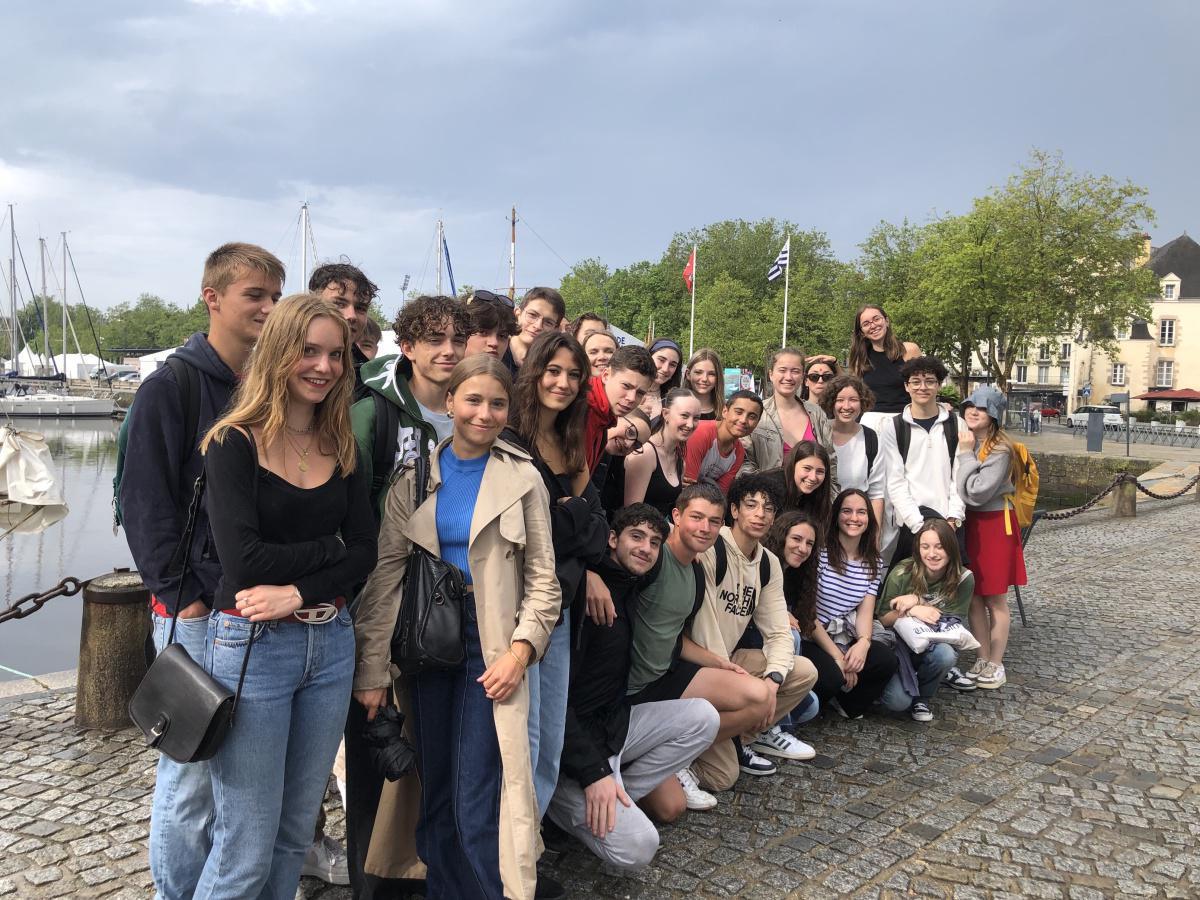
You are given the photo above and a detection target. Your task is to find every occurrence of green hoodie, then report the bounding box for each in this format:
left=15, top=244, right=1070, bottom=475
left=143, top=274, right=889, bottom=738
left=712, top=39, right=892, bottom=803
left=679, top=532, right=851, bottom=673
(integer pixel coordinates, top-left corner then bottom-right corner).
left=351, top=353, right=436, bottom=513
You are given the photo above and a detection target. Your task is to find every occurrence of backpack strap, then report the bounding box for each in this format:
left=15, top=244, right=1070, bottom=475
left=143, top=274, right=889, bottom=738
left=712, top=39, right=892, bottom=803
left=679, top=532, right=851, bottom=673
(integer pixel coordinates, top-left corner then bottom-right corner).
left=759, top=550, right=771, bottom=589
left=371, top=391, right=402, bottom=496
left=892, top=413, right=910, bottom=462
left=942, top=413, right=958, bottom=463
left=164, top=355, right=201, bottom=456
left=863, top=426, right=878, bottom=474
left=713, top=536, right=728, bottom=588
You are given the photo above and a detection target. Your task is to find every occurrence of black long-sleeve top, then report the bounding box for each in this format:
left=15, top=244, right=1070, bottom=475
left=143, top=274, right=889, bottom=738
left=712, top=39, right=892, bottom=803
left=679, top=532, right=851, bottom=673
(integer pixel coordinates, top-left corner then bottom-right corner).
left=203, top=428, right=377, bottom=612
left=559, top=554, right=648, bottom=789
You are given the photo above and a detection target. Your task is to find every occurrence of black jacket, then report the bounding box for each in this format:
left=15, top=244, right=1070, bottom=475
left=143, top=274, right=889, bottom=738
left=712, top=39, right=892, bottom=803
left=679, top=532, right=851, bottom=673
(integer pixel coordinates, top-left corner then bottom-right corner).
left=119, top=333, right=236, bottom=606
left=559, top=554, right=645, bottom=788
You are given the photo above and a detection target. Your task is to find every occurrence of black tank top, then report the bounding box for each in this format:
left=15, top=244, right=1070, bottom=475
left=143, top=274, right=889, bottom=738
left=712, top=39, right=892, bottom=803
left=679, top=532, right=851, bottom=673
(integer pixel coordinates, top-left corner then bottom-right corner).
left=863, top=346, right=909, bottom=413
left=643, top=443, right=683, bottom=521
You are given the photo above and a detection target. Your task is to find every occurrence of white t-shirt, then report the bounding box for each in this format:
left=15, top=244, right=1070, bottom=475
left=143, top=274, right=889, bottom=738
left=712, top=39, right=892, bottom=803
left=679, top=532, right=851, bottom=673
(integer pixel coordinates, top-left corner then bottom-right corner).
left=834, top=426, right=885, bottom=500
left=698, top=440, right=737, bottom=486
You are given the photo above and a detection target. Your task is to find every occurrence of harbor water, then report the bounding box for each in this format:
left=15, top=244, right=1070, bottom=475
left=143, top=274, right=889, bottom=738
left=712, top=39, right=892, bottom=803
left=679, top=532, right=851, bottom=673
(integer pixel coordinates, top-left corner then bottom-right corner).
left=2, top=419, right=132, bottom=680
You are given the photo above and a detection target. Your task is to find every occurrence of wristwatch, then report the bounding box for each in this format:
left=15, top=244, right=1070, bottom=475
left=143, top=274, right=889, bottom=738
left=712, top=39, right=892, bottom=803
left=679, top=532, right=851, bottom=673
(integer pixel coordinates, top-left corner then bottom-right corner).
left=765, top=672, right=784, bottom=686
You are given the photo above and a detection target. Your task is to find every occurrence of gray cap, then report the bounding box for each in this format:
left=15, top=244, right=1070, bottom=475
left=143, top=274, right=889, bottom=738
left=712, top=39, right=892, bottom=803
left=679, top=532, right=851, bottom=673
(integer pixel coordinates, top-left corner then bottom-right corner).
left=961, top=385, right=1007, bottom=423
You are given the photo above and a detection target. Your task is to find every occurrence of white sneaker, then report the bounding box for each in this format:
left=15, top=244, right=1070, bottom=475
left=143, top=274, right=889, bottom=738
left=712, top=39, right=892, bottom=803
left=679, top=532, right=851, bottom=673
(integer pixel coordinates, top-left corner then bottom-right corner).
left=751, top=725, right=816, bottom=761
left=675, top=766, right=717, bottom=810
left=975, top=662, right=1007, bottom=690
left=302, top=834, right=349, bottom=885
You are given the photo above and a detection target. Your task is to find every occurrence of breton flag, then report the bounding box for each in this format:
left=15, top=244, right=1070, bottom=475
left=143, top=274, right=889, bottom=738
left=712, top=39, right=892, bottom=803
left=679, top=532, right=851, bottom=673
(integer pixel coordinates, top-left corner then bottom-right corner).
left=767, top=237, right=790, bottom=282
left=682, top=247, right=696, bottom=292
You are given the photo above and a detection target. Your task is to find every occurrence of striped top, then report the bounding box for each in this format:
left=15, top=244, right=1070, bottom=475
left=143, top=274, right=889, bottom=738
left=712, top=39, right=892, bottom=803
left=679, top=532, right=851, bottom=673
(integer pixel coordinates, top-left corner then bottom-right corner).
left=815, top=548, right=883, bottom=626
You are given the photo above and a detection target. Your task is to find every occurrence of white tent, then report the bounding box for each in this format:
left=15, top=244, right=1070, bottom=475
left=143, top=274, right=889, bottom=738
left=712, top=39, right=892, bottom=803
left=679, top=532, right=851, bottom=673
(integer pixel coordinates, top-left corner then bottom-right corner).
left=49, top=352, right=106, bottom=379
left=15, top=347, right=53, bottom=376
left=138, top=347, right=181, bottom=380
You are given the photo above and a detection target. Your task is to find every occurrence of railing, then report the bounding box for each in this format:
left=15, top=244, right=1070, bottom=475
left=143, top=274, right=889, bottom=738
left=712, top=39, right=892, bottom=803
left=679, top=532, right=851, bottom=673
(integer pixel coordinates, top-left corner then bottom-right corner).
left=1070, top=421, right=1200, bottom=448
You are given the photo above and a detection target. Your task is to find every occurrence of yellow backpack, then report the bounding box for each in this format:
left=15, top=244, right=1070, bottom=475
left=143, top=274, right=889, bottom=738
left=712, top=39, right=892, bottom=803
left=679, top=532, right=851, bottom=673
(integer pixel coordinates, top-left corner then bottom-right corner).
left=979, top=440, right=1039, bottom=534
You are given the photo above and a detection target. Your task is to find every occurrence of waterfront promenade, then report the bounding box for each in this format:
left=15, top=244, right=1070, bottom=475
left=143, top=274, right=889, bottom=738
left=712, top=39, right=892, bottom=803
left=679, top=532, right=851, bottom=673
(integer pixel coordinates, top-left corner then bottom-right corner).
left=1, top=496, right=1198, bottom=898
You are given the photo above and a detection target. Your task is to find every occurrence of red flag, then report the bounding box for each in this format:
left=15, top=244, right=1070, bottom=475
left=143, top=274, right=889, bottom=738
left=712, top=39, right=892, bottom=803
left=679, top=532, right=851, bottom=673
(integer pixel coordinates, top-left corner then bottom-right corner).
left=682, top=248, right=695, bottom=292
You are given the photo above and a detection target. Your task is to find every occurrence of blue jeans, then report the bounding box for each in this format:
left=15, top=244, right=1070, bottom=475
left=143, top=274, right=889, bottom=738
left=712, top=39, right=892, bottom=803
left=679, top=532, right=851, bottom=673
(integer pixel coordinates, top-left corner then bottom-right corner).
left=149, top=612, right=214, bottom=900
left=193, top=609, right=354, bottom=900
left=781, top=629, right=819, bottom=726
left=881, top=643, right=957, bottom=711
left=527, top=609, right=570, bottom=817
left=411, top=601, right=503, bottom=900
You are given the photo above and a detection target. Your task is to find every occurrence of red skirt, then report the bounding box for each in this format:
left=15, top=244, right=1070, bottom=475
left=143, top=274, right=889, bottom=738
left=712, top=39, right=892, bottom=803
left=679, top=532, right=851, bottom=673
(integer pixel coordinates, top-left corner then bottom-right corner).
left=966, top=509, right=1027, bottom=596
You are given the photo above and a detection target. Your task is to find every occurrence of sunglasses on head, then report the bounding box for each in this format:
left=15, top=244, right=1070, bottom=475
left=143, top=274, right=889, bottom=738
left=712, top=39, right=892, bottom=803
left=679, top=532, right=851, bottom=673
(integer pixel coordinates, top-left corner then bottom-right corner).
left=468, top=289, right=515, bottom=310
left=806, top=372, right=835, bottom=383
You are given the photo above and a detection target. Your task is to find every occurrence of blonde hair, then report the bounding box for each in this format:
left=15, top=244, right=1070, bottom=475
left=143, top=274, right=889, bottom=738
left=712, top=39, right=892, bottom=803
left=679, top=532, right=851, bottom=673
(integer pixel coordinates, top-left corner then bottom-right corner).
left=977, top=420, right=1023, bottom=487
left=201, top=242, right=286, bottom=296
left=447, top=353, right=514, bottom=402
left=683, top=348, right=725, bottom=416
left=202, top=294, right=357, bottom=474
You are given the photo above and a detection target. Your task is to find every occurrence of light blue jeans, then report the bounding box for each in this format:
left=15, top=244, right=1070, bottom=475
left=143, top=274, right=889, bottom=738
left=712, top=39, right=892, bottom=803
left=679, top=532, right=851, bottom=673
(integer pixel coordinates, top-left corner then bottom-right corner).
left=881, top=642, right=957, bottom=711
left=149, top=611, right=214, bottom=900
left=784, top=628, right=819, bottom=726
left=527, top=610, right=570, bottom=817
left=193, top=609, right=354, bottom=900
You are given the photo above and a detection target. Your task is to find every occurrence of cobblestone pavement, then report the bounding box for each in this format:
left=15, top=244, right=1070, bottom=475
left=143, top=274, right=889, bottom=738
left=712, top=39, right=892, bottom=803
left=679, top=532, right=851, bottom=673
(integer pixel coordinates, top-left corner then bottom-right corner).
left=2, top=498, right=1199, bottom=899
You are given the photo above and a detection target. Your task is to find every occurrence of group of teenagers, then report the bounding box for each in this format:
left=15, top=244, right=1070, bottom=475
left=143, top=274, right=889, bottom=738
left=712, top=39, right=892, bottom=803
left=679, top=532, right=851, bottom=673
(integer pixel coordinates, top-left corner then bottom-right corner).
left=120, top=242, right=1029, bottom=900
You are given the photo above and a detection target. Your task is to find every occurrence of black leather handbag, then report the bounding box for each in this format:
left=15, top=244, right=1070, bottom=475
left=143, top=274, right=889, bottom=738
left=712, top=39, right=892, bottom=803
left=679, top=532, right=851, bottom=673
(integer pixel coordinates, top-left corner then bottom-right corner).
left=129, top=472, right=257, bottom=763
left=390, top=453, right=467, bottom=673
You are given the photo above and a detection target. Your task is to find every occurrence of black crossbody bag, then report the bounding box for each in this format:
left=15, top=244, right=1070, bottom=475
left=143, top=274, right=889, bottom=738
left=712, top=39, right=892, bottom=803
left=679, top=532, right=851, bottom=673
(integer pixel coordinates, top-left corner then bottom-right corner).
left=390, top=452, right=467, bottom=673
left=129, top=465, right=258, bottom=763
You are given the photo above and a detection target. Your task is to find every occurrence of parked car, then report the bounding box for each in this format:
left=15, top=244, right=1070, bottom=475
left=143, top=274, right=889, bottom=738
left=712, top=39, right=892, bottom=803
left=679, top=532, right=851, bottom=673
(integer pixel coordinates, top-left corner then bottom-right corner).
left=1040, top=407, right=1061, bottom=419
left=116, top=372, right=141, bottom=383
left=1066, top=405, right=1124, bottom=428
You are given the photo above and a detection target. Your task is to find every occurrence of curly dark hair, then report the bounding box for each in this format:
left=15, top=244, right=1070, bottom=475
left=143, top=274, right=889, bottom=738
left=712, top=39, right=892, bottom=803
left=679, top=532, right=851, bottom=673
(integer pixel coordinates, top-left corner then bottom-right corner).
left=465, top=297, right=519, bottom=337
left=898, top=355, right=948, bottom=384
left=508, top=331, right=590, bottom=476
left=783, top=440, right=833, bottom=521
left=612, top=502, right=669, bottom=542
left=727, top=471, right=784, bottom=517
left=392, top=295, right=470, bottom=346
left=309, top=262, right=379, bottom=302
left=764, top=509, right=824, bottom=635
left=818, top=373, right=874, bottom=419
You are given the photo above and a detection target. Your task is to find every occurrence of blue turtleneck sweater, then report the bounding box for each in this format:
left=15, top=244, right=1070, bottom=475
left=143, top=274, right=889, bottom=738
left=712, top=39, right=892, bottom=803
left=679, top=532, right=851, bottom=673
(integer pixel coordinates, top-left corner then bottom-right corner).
left=436, top=444, right=488, bottom=585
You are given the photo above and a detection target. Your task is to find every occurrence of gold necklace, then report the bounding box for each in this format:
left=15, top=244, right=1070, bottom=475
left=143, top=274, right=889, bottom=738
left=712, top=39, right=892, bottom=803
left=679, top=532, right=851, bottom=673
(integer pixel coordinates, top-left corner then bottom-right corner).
left=283, top=431, right=313, bottom=473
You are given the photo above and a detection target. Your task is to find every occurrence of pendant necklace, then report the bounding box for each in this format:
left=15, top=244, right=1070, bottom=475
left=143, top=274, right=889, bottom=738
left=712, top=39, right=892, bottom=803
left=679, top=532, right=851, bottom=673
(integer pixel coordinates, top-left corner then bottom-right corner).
left=284, top=431, right=313, bottom=473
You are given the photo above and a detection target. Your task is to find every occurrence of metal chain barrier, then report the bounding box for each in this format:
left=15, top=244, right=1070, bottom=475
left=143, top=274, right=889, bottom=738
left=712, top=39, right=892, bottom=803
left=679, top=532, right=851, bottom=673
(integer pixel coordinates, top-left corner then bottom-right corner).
left=0, top=577, right=84, bottom=625
left=1041, top=470, right=1199, bottom=521
left=1129, top=470, right=1200, bottom=501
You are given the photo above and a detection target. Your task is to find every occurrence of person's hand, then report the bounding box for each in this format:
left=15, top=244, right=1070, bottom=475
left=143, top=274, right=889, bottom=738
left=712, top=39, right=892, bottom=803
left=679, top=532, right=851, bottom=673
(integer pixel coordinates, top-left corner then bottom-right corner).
left=842, top=669, right=859, bottom=691
left=235, top=585, right=303, bottom=621
left=957, top=427, right=975, bottom=451
left=910, top=605, right=941, bottom=625
left=889, top=593, right=919, bottom=614
left=947, top=517, right=961, bottom=530
left=843, top=639, right=869, bottom=674
left=719, top=658, right=750, bottom=676
left=478, top=643, right=531, bottom=702
left=757, top=677, right=779, bottom=731
left=354, top=688, right=388, bottom=722
left=788, top=612, right=800, bottom=632
left=583, top=775, right=632, bottom=838
left=177, top=599, right=209, bottom=619
left=585, top=571, right=616, bottom=626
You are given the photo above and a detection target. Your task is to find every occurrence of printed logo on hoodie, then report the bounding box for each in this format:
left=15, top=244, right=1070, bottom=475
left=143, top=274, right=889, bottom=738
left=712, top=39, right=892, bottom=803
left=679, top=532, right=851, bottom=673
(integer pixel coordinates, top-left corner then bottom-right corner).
left=722, top=584, right=757, bottom=617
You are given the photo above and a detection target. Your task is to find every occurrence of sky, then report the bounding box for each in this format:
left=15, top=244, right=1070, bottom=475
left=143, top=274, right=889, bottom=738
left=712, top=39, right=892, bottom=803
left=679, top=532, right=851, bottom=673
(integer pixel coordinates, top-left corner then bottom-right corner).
left=1, top=0, right=1196, bottom=321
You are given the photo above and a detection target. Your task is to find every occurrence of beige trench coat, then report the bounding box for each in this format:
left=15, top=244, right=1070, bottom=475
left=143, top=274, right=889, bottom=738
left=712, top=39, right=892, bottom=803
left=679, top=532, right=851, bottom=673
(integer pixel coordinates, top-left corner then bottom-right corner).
left=352, top=437, right=561, bottom=900
left=740, top=394, right=839, bottom=491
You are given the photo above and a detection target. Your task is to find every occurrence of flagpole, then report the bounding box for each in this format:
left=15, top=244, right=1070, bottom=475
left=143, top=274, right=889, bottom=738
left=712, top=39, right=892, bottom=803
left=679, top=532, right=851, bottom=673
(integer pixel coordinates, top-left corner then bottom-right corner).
left=781, top=234, right=790, bottom=347
left=688, top=243, right=697, bottom=358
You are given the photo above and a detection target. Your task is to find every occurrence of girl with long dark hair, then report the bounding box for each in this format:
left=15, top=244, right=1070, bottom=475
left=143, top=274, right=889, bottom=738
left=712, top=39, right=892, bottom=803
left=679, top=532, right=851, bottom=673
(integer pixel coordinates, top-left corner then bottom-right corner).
left=780, top=440, right=835, bottom=523
left=623, top=387, right=700, bottom=519
left=639, top=338, right=684, bottom=420
left=848, top=304, right=922, bottom=425
left=764, top=510, right=824, bottom=727
left=505, top=331, right=610, bottom=817
left=820, top=374, right=885, bottom=530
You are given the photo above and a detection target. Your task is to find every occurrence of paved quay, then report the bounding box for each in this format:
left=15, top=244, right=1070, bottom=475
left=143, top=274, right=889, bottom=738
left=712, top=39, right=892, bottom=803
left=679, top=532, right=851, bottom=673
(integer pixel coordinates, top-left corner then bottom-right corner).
left=2, top=497, right=1199, bottom=899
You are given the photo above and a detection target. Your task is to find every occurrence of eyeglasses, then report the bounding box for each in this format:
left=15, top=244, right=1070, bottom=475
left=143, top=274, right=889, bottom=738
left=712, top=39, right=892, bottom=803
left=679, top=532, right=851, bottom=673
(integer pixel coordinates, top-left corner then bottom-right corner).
left=860, top=315, right=886, bottom=328
left=806, top=372, right=835, bottom=383
left=468, top=289, right=515, bottom=310
left=619, top=417, right=644, bottom=451
left=906, top=378, right=941, bottom=389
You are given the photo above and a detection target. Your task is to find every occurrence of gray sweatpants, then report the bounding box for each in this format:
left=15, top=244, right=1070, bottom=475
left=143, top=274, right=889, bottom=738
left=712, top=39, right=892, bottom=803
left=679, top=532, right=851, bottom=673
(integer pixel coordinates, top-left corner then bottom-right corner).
left=547, top=698, right=719, bottom=871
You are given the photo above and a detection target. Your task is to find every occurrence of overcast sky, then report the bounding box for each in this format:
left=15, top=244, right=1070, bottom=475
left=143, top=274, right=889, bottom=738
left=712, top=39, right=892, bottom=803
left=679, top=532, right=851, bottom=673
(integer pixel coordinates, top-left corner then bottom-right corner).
left=1, top=0, right=1195, bottom=319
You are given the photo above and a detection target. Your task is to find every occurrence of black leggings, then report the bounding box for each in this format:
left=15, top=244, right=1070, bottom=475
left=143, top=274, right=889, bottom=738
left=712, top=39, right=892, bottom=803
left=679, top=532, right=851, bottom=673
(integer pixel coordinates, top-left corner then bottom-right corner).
left=802, top=639, right=898, bottom=717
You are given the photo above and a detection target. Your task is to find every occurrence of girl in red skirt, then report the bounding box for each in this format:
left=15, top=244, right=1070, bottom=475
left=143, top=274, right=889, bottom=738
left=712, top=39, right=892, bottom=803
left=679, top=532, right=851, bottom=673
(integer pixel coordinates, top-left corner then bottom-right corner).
left=954, top=386, right=1027, bottom=690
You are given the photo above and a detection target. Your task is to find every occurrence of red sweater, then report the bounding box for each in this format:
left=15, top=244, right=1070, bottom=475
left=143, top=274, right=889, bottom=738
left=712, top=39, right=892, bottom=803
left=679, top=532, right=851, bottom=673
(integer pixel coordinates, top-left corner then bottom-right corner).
left=683, top=419, right=745, bottom=494
left=585, top=376, right=616, bottom=474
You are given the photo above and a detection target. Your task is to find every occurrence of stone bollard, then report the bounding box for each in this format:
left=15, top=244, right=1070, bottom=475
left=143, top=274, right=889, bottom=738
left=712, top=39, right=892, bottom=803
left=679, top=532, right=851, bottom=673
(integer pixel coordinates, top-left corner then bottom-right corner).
left=1113, top=477, right=1137, bottom=518
left=76, top=570, right=151, bottom=730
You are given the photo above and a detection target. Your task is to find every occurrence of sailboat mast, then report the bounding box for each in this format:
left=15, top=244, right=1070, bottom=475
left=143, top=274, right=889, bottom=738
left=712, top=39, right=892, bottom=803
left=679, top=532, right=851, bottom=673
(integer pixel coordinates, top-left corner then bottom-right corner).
left=436, top=220, right=444, bottom=296
left=300, top=202, right=310, bottom=290
left=61, top=232, right=67, bottom=368
left=509, top=206, right=517, bottom=301
left=9, top=204, right=16, bottom=366
left=40, top=237, right=49, bottom=371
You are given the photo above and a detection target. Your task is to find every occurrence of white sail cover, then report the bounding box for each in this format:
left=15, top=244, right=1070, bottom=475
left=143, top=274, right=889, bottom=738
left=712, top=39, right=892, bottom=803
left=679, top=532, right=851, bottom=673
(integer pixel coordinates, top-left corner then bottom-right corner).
left=0, top=425, right=69, bottom=534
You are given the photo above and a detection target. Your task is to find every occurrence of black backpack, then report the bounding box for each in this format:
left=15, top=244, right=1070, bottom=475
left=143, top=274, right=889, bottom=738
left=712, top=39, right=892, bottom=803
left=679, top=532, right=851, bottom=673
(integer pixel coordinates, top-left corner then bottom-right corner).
left=863, top=425, right=878, bottom=474
left=892, top=411, right=957, bottom=465
left=370, top=391, right=402, bottom=502
left=113, top=356, right=201, bottom=530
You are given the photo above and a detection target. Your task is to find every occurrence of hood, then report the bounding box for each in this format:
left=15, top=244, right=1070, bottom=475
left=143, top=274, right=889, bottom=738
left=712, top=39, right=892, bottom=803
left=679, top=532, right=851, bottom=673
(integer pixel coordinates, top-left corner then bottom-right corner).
left=173, top=332, right=237, bottom=384
left=359, top=352, right=420, bottom=409
left=593, top=552, right=641, bottom=594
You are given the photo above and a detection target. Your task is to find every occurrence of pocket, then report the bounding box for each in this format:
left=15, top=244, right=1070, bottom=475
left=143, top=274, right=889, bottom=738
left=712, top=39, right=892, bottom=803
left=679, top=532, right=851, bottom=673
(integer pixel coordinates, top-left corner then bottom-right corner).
left=212, top=612, right=263, bottom=649
left=498, top=503, right=527, bottom=549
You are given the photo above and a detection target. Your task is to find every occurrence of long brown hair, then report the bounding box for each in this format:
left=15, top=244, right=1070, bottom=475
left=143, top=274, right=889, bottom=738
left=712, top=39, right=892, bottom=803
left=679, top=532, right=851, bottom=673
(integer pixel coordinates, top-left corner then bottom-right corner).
left=783, top=440, right=833, bottom=522
left=509, top=330, right=589, bottom=475
left=765, top=509, right=823, bottom=635
left=683, top=348, right=725, bottom=416
left=848, top=303, right=904, bottom=376
left=902, top=518, right=964, bottom=605
left=202, top=293, right=357, bottom=473
left=974, top=417, right=1023, bottom=487
left=825, top=488, right=880, bottom=581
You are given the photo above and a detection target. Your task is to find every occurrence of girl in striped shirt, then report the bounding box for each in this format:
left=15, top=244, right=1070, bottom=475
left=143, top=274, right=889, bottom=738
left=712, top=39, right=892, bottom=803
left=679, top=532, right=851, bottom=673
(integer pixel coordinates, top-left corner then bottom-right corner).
left=810, top=489, right=898, bottom=719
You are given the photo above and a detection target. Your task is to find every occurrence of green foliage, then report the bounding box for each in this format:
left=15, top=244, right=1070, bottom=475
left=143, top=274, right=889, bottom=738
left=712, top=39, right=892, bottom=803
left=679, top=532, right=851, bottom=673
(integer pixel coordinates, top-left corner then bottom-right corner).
left=1180, top=410, right=1200, bottom=426
left=100, top=294, right=206, bottom=353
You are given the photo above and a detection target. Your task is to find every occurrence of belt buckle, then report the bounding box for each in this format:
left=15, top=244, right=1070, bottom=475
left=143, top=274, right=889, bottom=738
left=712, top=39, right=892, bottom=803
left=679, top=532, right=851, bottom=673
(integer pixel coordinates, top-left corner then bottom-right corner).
left=293, top=602, right=338, bottom=625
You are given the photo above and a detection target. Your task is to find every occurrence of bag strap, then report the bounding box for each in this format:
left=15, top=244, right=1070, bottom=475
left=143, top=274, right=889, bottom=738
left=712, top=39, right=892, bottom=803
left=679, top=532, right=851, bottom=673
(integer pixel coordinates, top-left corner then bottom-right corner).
left=863, top=426, right=878, bottom=474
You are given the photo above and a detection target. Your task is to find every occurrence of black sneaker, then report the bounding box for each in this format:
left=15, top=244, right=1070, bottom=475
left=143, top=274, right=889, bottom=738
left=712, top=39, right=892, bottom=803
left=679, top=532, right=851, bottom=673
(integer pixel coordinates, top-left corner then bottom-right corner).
left=735, top=740, right=777, bottom=776
left=541, top=818, right=574, bottom=854
left=535, top=874, right=566, bottom=899
left=828, top=696, right=863, bottom=720
left=944, top=666, right=977, bottom=691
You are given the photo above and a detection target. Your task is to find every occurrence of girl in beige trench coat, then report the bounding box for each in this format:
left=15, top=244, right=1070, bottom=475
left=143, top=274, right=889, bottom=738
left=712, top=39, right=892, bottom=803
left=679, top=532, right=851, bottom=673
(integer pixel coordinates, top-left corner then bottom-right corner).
left=352, top=355, right=562, bottom=900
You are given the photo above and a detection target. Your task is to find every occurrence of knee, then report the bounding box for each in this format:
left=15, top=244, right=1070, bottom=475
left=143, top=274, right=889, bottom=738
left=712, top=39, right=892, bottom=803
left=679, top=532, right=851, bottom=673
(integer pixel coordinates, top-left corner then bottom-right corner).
left=746, top=677, right=771, bottom=708
left=788, top=656, right=819, bottom=692
left=602, top=824, right=660, bottom=872
left=690, top=700, right=721, bottom=745
left=653, top=790, right=688, bottom=824
left=926, top=644, right=957, bottom=673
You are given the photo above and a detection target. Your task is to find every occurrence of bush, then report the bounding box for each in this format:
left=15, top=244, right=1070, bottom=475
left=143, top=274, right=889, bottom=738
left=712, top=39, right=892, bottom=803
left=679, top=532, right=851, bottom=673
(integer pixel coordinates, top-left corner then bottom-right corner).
left=1132, top=408, right=1155, bottom=423
left=937, top=386, right=961, bottom=406
left=1181, top=410, right=1200, bottom=426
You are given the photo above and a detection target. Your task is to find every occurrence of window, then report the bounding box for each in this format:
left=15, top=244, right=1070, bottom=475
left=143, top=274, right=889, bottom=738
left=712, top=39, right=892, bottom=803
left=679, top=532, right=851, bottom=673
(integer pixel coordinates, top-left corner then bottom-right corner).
left=1156, top=360, right=1174, bottom=387
left=1015, top=364, right=1028, bottom=383
left=1060, top=342, right=1071, bottom=359
left=1116, top=323, right=1130, bottom=340
left=1037, top=365, right=1050, bottom=385
left=1059, top=367, right=1070, bottom=387
left=1038, top=343, right=1051, bottom=362
left=1110, top=363, right=1125, bottom=386
left=1159, top=319, right=1175, bottom=346
left=1164, top=284, right=1175, bottom=299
